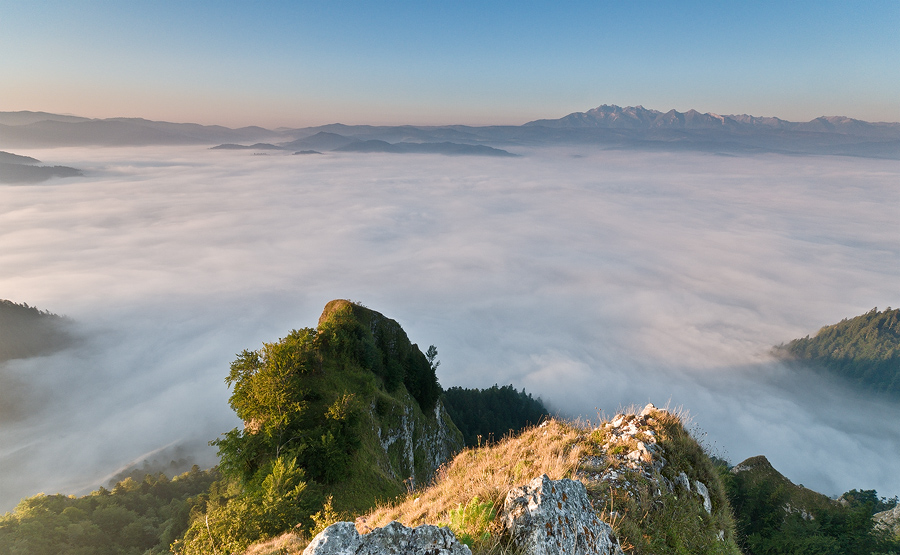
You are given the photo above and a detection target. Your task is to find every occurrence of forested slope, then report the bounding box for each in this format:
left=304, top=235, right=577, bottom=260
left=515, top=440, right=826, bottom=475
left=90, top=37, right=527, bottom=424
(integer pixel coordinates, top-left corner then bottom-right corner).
left=776, top=307, right=900, bottom=395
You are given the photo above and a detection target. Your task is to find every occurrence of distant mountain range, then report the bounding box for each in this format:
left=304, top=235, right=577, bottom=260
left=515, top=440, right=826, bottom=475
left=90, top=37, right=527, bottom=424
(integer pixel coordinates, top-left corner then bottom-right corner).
left=2, top=105, right=898, bottom=158
left=529, top=104, right=900, bottom=136
left=0, top=111, right=274, bottom=148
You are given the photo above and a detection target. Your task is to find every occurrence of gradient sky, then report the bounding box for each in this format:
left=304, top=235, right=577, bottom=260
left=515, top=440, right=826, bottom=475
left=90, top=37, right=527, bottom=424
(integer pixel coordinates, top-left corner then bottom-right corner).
left=2, top=1, right=899, bottom=127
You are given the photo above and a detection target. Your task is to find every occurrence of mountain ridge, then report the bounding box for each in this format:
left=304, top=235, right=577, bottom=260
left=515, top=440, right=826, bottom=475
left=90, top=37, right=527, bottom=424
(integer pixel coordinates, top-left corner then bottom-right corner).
left=2, top=106, right=898, bottom=158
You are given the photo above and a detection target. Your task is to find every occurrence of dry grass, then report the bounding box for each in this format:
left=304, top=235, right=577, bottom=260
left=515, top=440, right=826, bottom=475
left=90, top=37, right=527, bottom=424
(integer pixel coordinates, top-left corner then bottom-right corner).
left=241, top=406, right=741, bottom=555
left=359, top=418, right=587, bottom=551
left=241, top=530, right=308, bottom=555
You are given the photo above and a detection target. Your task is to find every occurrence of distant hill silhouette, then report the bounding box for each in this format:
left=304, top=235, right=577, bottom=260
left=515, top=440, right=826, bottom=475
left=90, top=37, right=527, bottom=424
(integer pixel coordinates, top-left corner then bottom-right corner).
left=335, top=140, right=517, bottom=156
left=0, top=151, right=82, bottom=183
left=210, top=143, right=283, bottom=150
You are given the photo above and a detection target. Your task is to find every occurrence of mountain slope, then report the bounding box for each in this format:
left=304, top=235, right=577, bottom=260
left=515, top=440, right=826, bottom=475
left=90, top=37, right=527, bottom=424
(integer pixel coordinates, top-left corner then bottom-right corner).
left=775, top=307, right=900, bottom=395
left=0, top=151, right=82, bottom=184
left=0, top=299, right=73, bottom=364
left=725, top=455, right=898, bottom=554
left=526, top=105, right=900, bottom=138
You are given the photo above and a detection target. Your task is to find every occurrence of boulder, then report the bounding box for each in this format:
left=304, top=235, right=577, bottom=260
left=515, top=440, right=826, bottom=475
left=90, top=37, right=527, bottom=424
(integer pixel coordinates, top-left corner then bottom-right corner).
left=304, top=522, right=361, bottom=554
left=304, top=521, right=471, bottom=555
left=502, top=474, right=623, bottom=555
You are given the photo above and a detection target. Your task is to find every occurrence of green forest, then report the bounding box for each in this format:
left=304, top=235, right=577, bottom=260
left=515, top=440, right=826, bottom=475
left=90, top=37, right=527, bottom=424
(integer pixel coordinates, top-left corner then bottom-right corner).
left=0, top=467, right=218, bottom=555
left=776, top=307, right=900, bottom=395
left=721, top=456, right=898, bottom=555
left=442, top=384, right=550, bottom=447
left=0, top=300, right=73, bottom=364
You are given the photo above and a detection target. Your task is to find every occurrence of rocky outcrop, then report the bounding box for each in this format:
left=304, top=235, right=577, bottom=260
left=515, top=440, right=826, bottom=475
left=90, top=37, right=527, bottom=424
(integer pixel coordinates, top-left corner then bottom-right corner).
left=303, top=521, right=471, bottom=555
left=874, top=504, right=900, bottom=537
left=374, top=395, right=461, bottom=489
left=502, top=474, right=623, bottom=555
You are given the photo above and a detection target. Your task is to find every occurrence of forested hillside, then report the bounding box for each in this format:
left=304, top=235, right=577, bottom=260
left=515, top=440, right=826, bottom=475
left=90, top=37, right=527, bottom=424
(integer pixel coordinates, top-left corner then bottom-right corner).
left=776, top=307, right=900, bottom=395
left=0, top=467, right=218, bottom=555
left=723, top=456, right=899, bottom=554
left=0, top=299, right=73, bottom=363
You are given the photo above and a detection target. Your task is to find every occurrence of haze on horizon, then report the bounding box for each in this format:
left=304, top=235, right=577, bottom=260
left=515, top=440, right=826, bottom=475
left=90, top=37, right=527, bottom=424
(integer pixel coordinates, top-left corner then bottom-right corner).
left=2, top=1, right=899, bottom=128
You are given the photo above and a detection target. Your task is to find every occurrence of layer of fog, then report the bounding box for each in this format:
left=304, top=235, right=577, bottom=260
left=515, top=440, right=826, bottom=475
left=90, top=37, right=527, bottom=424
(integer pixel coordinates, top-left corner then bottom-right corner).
left=0, top=146, right=897, bottom=511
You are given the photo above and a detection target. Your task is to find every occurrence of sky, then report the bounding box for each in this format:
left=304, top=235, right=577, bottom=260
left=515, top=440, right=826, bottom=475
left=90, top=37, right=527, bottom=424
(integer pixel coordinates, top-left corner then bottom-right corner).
left=0, top=145, right=898, bottom=511
left=1, top=1, right=899, bottom=127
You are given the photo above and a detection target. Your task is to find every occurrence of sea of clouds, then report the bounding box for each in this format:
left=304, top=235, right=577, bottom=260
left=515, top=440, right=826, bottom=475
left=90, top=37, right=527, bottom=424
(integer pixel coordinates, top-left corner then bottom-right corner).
left=0, top=145, right=898, bottom=511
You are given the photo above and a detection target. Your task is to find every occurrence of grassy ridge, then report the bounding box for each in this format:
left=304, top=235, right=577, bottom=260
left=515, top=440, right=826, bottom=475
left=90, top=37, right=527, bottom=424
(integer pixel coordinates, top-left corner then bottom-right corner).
left=359, top=407, right=741, bottom=555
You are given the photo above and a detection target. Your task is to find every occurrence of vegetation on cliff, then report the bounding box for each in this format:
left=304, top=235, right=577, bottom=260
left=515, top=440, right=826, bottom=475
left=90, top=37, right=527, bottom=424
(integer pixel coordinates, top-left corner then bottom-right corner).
left=776, top=307, right=900, bottom=395
left=4, top=300, right=899, bottom=555
left=723, top=455, right=899, bottom=555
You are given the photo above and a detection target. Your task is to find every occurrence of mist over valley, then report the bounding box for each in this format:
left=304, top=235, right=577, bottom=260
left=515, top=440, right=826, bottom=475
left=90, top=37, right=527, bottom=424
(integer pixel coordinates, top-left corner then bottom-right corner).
left=1, top=135, right=897, bottom=513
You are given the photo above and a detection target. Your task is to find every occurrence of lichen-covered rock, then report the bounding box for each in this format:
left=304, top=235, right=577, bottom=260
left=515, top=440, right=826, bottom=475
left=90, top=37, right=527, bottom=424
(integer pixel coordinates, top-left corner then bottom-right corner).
left=303, top=521, right=472, bottom=555
left=304, top=522, right=362, bottom=554
left=502, top=474, right=624, bottom=555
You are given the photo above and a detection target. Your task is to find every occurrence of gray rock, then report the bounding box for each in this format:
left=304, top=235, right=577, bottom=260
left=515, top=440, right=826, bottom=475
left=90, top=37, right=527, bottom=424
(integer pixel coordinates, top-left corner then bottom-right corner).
left=874, top=504, right=900, bottom=536
left=502, top=474, right=623, bottom=555
left=304, top=521, right=471, bottom=555
left=303, top=522, right=361, bottom=555
left=694, top=480, right=711, bottom=514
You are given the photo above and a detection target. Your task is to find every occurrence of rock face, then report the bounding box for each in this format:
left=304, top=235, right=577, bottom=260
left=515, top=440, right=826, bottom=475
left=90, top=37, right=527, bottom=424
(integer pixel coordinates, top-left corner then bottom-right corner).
left=502, top=475, right=623, bottom=555
left=303, top=521, right=472, bottom=555
left=374, top=394, right=461, bottom=489
left=874, top=504, right=900, bottom=536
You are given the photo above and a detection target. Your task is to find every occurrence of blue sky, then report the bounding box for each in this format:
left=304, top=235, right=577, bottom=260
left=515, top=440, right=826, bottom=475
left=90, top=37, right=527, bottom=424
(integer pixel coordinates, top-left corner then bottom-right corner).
left=2, top=0, right=898, bottom=127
